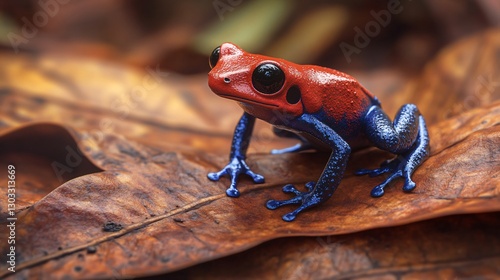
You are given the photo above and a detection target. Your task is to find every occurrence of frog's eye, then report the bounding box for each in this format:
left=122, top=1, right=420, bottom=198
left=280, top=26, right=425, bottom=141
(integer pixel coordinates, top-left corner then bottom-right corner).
left=252, top=63, right=285, bottom=94
left=209, top=46, right=220, bottom=69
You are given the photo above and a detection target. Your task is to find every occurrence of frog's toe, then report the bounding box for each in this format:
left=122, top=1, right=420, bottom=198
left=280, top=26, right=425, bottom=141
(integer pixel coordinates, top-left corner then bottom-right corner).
left=248, top=172, right=265, bottom=183
left=226, top=187, right=240, bottom=198
left=266, top=195, right=302, bottom=209
left=279, top=196, right=322, bottom=222
left=282, top=212, right=297, bottom=222
left=271, top=143, right=303, bottom=154
left=207, top=172, right=218, bottom=181
left=304, top=181, right=315, bottom=191
left=271, top=143, right=313, bottom=155
left=282, top=184, right=302, bottom=195
left=267, top=181, right=324, bottom=221
left=357, top=155, right=420, bottom=197
left=355, top=157, right=401, bottom=177
left=403, top=177, right=416, bottom=192
left=355, top=166, right=391, bottom=177
left=370, top=185, right=385, bottom=197
left=265, top=199, right=280, bottom=210
left=207, top=169, right=225, bottom=181
left=369, top=169, right=402, bottom=197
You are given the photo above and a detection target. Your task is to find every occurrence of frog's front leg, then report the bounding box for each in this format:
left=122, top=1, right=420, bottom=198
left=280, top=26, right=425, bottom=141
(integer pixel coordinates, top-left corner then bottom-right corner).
left=356, top=104, right=430, bottom=197
left=208, top=112, right=265, bottom=197
left=266, top=114, right=350, bottom=222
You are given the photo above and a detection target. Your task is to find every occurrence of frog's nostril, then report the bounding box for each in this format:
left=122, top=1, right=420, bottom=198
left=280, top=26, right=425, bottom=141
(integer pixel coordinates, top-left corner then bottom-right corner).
left=224, top=77, right=231, bottom=84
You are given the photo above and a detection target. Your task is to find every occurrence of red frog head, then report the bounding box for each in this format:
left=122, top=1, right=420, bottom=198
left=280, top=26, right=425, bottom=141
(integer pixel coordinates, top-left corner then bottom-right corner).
left=208, top=43, right=306, bottom=123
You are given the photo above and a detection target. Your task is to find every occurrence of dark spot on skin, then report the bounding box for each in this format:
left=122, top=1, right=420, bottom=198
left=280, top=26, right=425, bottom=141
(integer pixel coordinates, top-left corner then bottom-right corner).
left=74, top=266, right=82, bottom=272
left=58, top=247, right=63, bottom=250
left=161, top=256, right=171, bottom=263
left=86, top=246, right=97, bottom=254
left=286, top=85, right=301, bottom=104
left=173, top=218, right=184, bottom=223
left=103, top=222, right=123, bottom=232
left=77, top=253, right=84, bottom=260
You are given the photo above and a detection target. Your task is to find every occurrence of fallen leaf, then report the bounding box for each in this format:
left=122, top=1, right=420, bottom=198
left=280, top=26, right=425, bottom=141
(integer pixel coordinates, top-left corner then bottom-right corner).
left=403, top=29, right=500, bottom=124
left=168, top=213, right=500, bottom=279
left=0, top=124, right=102, bottom=212
left=0, top=28, right=499, bottom=279
left=0, top=99, right=498, bottom=279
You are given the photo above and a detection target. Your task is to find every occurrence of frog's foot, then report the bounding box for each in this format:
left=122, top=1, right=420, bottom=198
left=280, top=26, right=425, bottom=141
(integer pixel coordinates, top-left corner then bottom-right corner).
left=355, top=156, right=400, bottom=177
left=355, top=155, right=415, bottom=198
left=208, top=157, right=265, bottom=197
left=266, top=182, right=319, bottom=222
left=271, top=142, right=313, bottom=154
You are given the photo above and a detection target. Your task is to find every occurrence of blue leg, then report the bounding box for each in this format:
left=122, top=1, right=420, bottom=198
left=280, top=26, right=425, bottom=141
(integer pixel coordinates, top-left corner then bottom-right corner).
left=208, top=113, right=265, bottom=197
left=266, top=114, right=351, bottom=222
left=270, top=127, right=313, bottom=154
left=356, top=104, right=430, bottom=197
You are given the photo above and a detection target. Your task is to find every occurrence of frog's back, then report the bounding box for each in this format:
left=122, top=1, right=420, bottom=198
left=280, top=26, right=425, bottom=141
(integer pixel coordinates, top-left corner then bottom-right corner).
left=299, top=67, right=376, bottom=141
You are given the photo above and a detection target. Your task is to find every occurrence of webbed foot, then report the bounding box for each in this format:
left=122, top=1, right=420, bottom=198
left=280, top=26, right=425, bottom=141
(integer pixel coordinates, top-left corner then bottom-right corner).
left=266, top=182, right=321, bottom=222
left=355, top=155, right=415, bottom=197
left=360, top=105, right=430, bottom=198
left=208, top=157, right=264, bottom=197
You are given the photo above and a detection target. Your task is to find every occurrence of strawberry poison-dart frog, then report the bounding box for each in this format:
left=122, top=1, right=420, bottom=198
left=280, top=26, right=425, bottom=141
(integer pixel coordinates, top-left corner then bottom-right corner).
left=207, top=43, right=430, bottom=222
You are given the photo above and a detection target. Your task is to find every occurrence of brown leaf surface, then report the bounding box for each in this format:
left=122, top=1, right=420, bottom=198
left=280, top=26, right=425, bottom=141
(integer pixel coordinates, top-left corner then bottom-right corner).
left=0, top=104, right=499, bottom=279
left=0, top=29, right=499, bottom=279
left=402, top=29, right=500, bottom=124
left=168, top=213, right=500, bottom=279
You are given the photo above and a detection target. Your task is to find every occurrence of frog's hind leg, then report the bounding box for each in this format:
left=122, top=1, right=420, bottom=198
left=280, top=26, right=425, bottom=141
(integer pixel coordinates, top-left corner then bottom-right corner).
left=356, top=104, right=430, bottom=197
left=270, top=127, right=313, bottom=154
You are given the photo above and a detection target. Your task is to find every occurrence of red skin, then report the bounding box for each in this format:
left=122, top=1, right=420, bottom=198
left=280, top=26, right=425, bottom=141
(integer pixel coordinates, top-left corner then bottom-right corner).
left=208, top=43, right=376, bottom=137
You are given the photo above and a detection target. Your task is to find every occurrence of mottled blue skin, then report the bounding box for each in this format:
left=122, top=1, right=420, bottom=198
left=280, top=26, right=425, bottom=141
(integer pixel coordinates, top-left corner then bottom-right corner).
left=207, top=43, right=430, bottom=222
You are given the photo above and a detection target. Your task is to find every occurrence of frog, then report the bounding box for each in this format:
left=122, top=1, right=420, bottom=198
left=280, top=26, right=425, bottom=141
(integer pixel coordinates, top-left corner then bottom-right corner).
left=207, top=43, right=430, bottom=222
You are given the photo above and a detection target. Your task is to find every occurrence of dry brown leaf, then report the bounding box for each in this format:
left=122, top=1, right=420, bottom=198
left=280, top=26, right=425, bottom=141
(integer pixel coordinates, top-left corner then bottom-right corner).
left=0, top=29, right=499, bottom=279
left=0, top=101, right=498, bottom=279
left=402, top=29, right=500, bottom=124
left=168, top=213, right=500, bottom=279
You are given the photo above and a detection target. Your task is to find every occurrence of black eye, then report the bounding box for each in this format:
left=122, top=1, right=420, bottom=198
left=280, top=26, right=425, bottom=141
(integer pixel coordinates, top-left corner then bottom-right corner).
left=209, top=46, right=220, bottom=69
left=286, top=85, right=301, bottom=104
left=252, top=63, right=285, bottom=94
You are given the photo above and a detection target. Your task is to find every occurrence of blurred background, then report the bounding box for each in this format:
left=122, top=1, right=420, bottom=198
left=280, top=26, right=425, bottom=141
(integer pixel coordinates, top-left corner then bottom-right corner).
left=1, top=0, right=498, bottom=75
left=0, top=3, right=498, bottom=278
left=0, top=0, right=498, bottom=150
